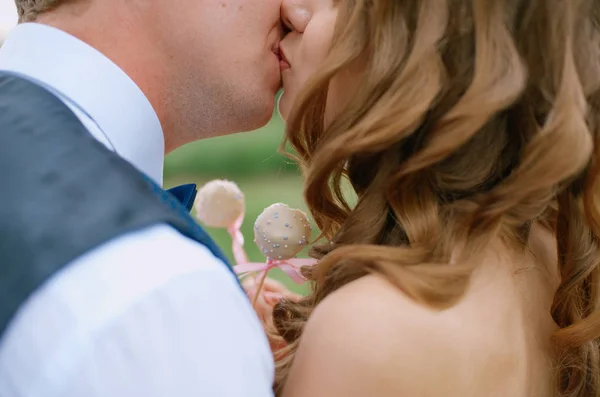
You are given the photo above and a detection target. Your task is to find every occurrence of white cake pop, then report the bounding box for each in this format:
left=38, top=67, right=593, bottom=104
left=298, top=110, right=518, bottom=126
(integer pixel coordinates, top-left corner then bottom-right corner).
left=194, top=179, right=245, bottom=228
left=254, top=203, right=312, bottom=260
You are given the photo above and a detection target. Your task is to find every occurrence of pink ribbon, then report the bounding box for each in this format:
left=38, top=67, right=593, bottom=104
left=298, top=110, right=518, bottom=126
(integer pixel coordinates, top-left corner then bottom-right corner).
left=234, top=258, right=316, bottom=284
left=227, top=212, right=249, bottom=266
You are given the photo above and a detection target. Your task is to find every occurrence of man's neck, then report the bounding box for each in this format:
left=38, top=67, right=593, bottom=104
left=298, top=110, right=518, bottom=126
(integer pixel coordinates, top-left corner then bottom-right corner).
left=37, top=3, right=173, bottom=153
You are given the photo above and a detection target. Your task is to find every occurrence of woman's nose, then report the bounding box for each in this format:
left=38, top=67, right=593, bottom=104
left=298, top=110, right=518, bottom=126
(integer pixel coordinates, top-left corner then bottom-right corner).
left=280, top=0, right=310, bottom=33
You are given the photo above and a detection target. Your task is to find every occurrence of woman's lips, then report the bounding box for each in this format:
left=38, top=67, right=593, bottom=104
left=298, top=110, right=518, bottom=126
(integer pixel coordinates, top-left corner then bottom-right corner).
left=279, top=48, right=291, bottom=71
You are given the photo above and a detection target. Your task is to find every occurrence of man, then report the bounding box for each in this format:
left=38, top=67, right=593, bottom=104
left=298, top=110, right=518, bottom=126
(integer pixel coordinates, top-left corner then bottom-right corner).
left=0, top=1, right=283, bottom=396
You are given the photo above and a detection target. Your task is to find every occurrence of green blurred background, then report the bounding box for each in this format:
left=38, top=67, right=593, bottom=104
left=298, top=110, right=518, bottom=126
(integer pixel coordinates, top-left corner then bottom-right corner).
left=165, top=110, right=312, bottom=294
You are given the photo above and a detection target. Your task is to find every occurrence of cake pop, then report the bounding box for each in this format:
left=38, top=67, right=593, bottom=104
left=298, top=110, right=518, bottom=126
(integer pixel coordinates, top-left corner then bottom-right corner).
left=253, top=203, right=311, bottom=260
left=194, top=179, right=244, bottom=228
left=235, top=203, right=316, bottom=306
left=194, top=179, right=248, bottom=264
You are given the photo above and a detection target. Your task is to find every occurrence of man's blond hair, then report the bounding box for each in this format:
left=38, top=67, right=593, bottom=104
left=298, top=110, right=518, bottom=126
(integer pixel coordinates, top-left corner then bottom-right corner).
left=14, top=0, right=67, bottom=23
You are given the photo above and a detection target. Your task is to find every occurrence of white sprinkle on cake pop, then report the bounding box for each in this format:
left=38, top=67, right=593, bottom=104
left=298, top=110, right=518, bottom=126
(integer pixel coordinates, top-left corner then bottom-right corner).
left=254, top=203, right=312, bottom=260
left=194, top=179, right=245, bottom=228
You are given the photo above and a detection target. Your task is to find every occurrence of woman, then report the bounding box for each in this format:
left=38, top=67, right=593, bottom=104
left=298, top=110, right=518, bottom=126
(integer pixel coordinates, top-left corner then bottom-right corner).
left=267, top=0, right=600, bottom=396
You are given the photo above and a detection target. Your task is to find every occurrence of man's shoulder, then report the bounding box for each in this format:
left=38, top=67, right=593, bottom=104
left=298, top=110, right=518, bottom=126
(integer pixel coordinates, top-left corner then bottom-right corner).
left=78, top=223, right=232, bottom=276
left=0, top=224, right=274, bottom=397
left=65, top=223, right=242, bottom=309
left=10, top=223, right=245, bottom=334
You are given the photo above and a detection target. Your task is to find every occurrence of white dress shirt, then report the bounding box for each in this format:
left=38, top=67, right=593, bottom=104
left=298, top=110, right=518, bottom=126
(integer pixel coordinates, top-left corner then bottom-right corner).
left=0, top=23, right=274, bottom=397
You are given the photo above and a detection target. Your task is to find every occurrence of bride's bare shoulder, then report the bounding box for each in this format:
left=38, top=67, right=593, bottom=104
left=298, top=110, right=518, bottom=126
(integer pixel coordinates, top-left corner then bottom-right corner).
left=281, top=275, right=473, bottom=397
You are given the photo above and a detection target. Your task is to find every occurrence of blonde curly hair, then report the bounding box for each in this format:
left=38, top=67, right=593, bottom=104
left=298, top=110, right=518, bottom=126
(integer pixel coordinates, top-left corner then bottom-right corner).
left=273, top=0, right=600, bottom=396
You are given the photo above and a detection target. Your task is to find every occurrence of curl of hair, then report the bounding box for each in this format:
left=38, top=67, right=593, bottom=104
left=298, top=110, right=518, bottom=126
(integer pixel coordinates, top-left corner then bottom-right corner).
left=273, top=0, right=600, bottom=396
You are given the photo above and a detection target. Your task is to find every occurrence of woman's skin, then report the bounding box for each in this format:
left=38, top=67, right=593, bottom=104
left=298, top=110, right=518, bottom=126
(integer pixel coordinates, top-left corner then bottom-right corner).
left=274, top=1, right=561, bottom=396
left=278, top=0, right=337, bottom=118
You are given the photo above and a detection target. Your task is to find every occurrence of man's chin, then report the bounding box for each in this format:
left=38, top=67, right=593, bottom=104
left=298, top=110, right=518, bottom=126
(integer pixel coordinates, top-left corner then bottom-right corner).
left=215, top=89, right=278, bottom=134
left=233, top=101, right=276, bottom=133
left=250, top=106, right=276, bottom=131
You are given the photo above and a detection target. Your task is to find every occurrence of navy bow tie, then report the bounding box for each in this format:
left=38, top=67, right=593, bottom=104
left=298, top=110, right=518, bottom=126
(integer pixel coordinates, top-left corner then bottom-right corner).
left=166, top=183, right=197, bottom=212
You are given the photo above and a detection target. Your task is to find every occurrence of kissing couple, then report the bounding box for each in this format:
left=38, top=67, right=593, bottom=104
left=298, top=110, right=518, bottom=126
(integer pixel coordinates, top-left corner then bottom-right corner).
left=1, top=1, right=600, bottom=397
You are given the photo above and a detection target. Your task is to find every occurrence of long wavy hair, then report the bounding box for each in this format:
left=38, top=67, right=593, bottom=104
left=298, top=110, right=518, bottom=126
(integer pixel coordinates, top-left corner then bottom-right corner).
left=272, top=0, right=600, bottom=396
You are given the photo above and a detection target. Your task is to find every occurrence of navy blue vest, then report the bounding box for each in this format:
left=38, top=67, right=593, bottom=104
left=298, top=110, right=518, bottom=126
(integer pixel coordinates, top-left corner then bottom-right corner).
left=0, top=73, right=236, bottom=341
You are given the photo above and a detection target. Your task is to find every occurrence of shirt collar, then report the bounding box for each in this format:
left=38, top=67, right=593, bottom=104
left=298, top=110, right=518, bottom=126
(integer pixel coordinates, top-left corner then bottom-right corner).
left=0, top=23, right=165, bottom=185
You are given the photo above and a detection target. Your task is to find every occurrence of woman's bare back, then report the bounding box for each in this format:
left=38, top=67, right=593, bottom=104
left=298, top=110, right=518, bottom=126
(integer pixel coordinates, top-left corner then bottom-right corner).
left=281, top=224, right=560, bottom=397
left=436, top=224, right=559, bottom=396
